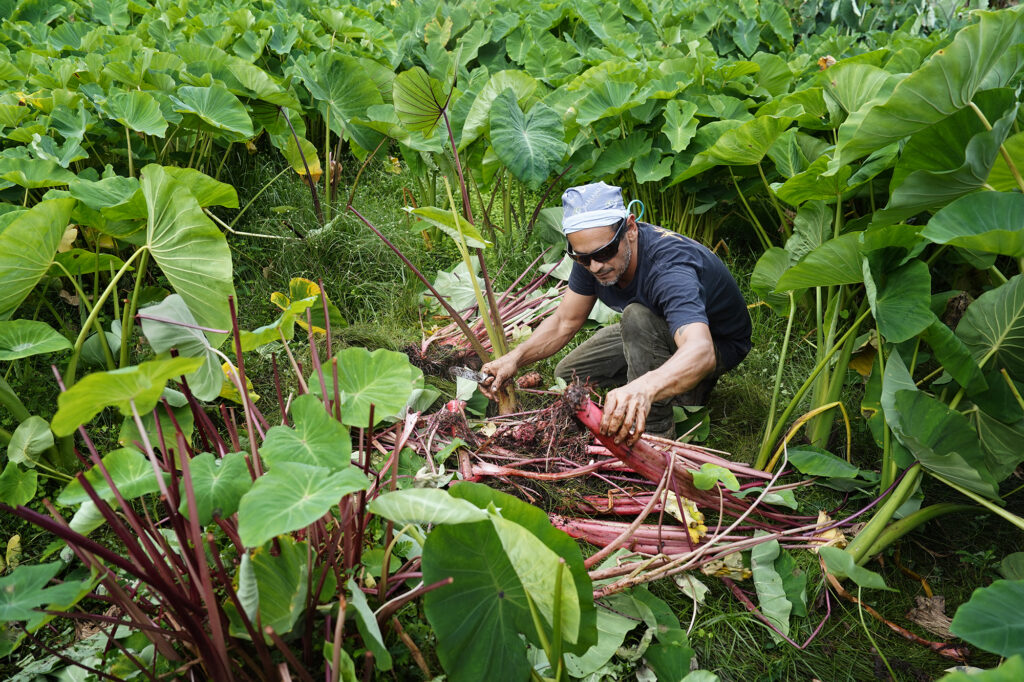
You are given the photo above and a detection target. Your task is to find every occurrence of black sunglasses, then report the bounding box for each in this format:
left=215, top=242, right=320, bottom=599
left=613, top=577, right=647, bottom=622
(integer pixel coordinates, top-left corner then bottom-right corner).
left=566, top=218, right=627, bottom=267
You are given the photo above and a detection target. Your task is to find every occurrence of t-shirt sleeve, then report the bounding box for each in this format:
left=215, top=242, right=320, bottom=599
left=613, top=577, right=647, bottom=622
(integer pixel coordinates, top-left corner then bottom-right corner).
left=652, top=263, right=709, bottom=337
left=567, top=261, right=596, bottom=296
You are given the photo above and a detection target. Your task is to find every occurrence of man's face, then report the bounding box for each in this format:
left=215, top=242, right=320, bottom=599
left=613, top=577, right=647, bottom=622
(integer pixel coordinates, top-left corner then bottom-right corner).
left=567, top=218, right=636, bottom=286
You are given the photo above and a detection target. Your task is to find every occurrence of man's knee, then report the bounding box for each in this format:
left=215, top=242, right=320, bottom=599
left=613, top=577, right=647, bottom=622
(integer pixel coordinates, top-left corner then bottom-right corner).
left=553, top=356, right=574, bottom=382
left=620, top=303, right=661, bottom=335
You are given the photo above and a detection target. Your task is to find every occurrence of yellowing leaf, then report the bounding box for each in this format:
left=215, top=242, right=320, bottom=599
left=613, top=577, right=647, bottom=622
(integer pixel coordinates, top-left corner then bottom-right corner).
left=660, top=489, right=707, bottom=544
left=57, top=226, right=77, bottom=253
left=809, top=511, right=848, bottom=552
left=220, top=362, right=260, bottom=404
left=701, top=551, right=751, bottom=580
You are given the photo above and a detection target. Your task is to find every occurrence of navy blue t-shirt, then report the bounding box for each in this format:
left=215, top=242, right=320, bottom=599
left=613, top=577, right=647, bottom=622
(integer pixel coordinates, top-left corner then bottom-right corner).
left=568, top=223, right=752, bottom=371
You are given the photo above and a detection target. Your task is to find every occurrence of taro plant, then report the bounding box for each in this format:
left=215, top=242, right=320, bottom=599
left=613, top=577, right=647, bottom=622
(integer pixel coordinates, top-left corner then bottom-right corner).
left=0, top=295, right=436, bottom=678
left=732, top=6, right=1024, bottom=563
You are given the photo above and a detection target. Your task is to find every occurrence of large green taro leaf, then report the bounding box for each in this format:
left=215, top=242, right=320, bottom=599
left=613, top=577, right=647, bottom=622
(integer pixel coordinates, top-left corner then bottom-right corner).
left=51, top=356, right=202, bottom=437
left=139, top=295, right=222, bottom=401
left=706, top=115, right=794, bottom=166
left=879, top=90, right=1018, bottom=223
left=309, top=348, right=423, bottom=428
left=178, top=451, right=251, bottom=525
left=293, top=53, right=383, bottom=148
left=574, top=79, right=639, bottom=127
left=956, top=275, right=1024, bottom=378
left=422, top=521, right=532, bottom=682
left=893, top=389, right=1000, bottom=497
left=835, top=7, right=1024, bottom=164
left=0, top=562, right=89, bottom=622
left=920, top=318, right=987, bottom=393
left=0, top=320, right=70, bottom=360
left=750, top=247, right=794, bottom=316
left=236, top=463, right=369, bottom=548
left=461, top=70, right=538, bottom=148
left=489, top=89, right=566, bottom=190
left=393, top=66, right=450, bottom=138
left=0, top=198, right=75, bottom=320
left=751, top=536, right=791, bottom=643
left=106, top=90, right=167, bottom=137
left=864, top=259, right=933, bottom=343
left=449, top=483, right=596, bottom=653
left=820, top=63, right=899, bottom=123
left=923, top=192, right=1024, bottom=258
left=0, top=158, right=76, bottom=189
left=171, top=85, right=254, bottom=139
left=774, top=155, right=853, bottom=205
left=139, top=164, right=235, bottom=346
left=259, top=394, right=351, bottom=471
left=57, top=447, right=164, bottom=505
left=661, top=100, right=699, bottom=153
left=249, top=536, right=308, bottom=639
left=951, top=579, right=1024, bottom=658
left=785, top=200, right=832, bottom=261
left=0, top=462, right=37, bottom=506
left=369, top=488, right=489, bottom=525
left=987, top=130, right=1024, bottom=191
left=346, top=576, right=393, bottom=671
left=6, top=416, right=53, bottom=468
left=775, top=232, right=863, bottom=291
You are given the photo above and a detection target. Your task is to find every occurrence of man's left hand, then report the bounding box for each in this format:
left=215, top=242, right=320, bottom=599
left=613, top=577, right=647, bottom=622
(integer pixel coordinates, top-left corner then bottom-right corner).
left=600, top=381, right=655, bottom=446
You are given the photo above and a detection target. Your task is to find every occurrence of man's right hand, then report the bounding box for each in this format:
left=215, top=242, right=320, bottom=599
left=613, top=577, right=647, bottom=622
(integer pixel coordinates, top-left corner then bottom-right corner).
left=479, top=354, right=519, bottom=399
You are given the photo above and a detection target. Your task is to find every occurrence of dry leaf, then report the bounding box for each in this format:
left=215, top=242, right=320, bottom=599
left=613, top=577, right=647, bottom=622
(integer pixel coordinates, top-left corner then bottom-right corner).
left=58, top=226, right=78, bottom=252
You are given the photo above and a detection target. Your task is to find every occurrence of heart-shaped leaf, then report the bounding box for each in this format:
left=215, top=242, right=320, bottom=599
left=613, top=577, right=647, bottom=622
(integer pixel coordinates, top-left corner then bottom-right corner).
left=6, top=416, right=53, bottom=468
left=237, top=463, right=369, bottom=548
left=57, top=447, right=165, bottom=506
left=52, top=356, right=202, bottom=437
left=179, top=451, right=250, bottom=525
left=488, top=89, right=566, bottom=190
left=139, top=164, right=235, bottom=346
left=0, top=320, right=70, bottom=360
left=260, top=394, right=351, bottom=471
left=0, top=199, right=76, bottom=320
left=951, top=579, right=1024, bottom=658
left=106, top=90, right=168, bottom=137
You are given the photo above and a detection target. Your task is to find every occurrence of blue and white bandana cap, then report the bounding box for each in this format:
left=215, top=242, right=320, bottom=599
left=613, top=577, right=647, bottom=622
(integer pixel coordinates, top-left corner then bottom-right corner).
left=561, top=182, right=643, bottom=234
left=561, top=182, right=627, bottom=234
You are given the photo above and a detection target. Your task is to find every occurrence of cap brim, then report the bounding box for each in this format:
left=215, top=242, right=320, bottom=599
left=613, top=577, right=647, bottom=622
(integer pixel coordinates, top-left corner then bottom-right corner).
left=562, top=208, right=628, bottom=234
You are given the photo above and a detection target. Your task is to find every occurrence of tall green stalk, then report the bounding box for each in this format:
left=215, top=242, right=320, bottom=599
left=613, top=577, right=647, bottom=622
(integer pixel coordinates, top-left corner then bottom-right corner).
left=760, top=292, right=796, bottom=457
left=755, top=307, right=872, bottom=470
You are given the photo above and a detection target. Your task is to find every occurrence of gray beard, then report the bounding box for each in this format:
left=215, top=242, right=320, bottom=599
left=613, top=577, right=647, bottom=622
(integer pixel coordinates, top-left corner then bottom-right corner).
left=597, top=242, right=632, bottom=287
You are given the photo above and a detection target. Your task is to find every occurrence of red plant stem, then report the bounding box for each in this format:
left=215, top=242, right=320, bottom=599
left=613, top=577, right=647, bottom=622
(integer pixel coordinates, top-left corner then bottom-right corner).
left=178, top=435, right=232, bottom=679
left=348, top=204, right=490, bottom=360
left=375, top=577, right=454, bottom=623
left=571, top=393, right=725, bottom=509
left=272, top=354, right=289, bottom=427
left=267, top=627, right=316, bottom=682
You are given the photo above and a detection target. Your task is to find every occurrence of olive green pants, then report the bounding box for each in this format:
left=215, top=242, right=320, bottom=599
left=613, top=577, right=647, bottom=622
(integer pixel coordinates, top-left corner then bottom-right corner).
left=554, top=304, right=720, bottom=437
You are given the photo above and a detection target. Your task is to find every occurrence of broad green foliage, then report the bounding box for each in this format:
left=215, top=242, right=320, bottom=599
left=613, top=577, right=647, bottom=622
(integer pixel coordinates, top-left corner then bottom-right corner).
left=951, top=580, right=1024, bottom=658
left=51, top=356, right=202, bottom=436
left=0, top=320, right=70, bottom=360
left=0, top=199, right=75, bottom=320
left=236, top=463, right=369, bottom=548
left=308, top=347, right=424, bottom=427
left=373, top=483, right=597, bottom=681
